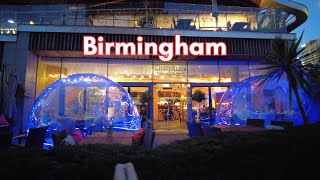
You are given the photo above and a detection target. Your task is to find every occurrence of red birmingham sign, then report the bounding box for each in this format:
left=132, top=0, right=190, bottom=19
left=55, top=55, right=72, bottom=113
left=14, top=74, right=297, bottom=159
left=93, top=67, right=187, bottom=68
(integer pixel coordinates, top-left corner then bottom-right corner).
left=83, top=34, right=227, bottom=61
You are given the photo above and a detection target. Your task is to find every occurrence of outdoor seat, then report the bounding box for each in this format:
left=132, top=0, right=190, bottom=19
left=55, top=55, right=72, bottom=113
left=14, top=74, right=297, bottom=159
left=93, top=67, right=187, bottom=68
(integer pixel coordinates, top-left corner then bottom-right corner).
left=201, top=123, right=221, bottom=136
left=175, top=19, right=195, bottom=30
left=231, top=22, right=249, bottom=31
left=12, top=126, right=48, bottom=150
left=271, top=120, right=293, bottom=129
left=186, top=121, right=203, bottom=138
left=246, top=118, right=265, bottom=128
left=52, top=127, right=73, bottom=147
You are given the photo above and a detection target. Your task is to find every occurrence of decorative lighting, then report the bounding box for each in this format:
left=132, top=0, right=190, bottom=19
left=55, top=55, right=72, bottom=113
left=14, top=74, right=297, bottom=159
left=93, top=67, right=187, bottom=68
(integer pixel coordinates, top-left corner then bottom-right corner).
left=29, top=21, right=35, bottom=25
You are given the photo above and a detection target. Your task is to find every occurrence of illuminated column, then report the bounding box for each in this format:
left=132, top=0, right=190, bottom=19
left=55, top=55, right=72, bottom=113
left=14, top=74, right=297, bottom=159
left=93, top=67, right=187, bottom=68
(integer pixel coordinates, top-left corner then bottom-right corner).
left=231, top=66, right=239, bottom=82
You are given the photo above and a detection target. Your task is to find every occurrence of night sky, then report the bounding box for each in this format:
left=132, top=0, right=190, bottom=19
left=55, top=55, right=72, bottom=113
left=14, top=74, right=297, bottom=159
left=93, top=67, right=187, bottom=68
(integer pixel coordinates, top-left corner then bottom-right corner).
left=292, top=0, right=320, bottom=44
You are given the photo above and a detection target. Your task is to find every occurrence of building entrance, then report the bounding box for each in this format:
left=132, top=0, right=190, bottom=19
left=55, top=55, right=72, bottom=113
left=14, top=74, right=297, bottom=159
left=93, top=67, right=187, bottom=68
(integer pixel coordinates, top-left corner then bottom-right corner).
left=153, top=84, right=188, bottom=130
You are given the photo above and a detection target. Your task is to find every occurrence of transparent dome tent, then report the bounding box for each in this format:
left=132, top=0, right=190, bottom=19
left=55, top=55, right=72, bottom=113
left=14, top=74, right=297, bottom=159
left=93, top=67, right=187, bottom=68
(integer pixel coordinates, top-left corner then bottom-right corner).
left=215, top=76, right=317, bottom=126
left=29, top=74, right=141, bottom=136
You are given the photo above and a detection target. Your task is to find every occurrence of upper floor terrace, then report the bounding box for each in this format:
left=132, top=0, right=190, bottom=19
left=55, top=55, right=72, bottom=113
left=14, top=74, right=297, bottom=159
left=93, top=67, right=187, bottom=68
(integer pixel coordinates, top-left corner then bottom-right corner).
left=0, top=2, right=297, bottom=35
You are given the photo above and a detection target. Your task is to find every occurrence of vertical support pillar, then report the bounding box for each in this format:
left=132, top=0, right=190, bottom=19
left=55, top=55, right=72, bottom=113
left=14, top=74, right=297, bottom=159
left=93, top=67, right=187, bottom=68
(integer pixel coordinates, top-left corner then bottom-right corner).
left=208, top=87, right=213, bottom=125
left=105, top=86, right=109, bottom=116
left=59, top=84, right=65, bottom=116
left=148, top=85, right=154, bottom=121
left=231, top=66, right=239, bottom=82
left=83, top=87, right=87, bottom=116
left=187, top=85, right=192, bottom=121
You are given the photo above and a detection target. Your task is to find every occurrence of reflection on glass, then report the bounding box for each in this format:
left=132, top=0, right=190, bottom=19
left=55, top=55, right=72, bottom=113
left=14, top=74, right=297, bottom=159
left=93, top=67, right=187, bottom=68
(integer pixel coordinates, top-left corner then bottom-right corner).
left=191, top=87, right=209, bottom=122
left=109, top=60, right=152, bottom=82
left=130, top=87, right=149, bottom=118
left=188, top=61, right=219, bottom=83
left=153, top=84, right=188, bottom=129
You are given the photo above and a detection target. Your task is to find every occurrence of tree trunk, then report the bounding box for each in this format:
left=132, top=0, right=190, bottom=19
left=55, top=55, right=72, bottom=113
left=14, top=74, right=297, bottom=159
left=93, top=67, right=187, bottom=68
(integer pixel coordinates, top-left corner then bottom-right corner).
left=292, top=85, right=309, bottom=125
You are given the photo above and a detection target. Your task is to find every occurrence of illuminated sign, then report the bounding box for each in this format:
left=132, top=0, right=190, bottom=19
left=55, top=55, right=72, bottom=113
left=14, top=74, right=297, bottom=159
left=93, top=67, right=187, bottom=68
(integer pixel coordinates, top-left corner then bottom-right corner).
left=153, top=65, right=187, bottom=76
left=83, top=34, right=227, bottom=61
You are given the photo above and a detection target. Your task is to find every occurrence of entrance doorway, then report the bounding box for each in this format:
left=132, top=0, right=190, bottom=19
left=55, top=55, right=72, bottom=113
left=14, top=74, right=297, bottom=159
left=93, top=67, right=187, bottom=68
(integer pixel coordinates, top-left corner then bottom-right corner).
left=153, top=84, right=188, bottom=130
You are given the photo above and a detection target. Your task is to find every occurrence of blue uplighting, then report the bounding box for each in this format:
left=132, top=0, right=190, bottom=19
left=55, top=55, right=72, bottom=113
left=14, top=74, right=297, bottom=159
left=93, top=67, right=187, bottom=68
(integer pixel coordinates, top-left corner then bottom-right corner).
left=215, top=75, right=318, bottom=126
left=28, top=73, right=141, bottom=137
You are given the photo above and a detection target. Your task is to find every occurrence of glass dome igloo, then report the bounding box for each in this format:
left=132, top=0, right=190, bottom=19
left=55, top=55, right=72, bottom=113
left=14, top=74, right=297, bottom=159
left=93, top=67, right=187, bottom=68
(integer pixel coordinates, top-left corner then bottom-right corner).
left=215, top=76, right=317, bottom=126
left=29, top=74, right=141, bottom=135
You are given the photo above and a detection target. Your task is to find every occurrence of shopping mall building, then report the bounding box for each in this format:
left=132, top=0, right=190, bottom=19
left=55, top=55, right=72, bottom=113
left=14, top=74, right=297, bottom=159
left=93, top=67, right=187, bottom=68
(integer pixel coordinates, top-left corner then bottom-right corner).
left=0, top=0, right=308, bottom=132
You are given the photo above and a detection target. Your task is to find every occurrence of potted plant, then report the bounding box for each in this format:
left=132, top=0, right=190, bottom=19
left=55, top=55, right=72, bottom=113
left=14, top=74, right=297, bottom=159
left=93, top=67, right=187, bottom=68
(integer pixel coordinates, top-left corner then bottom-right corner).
left=139, top=91, right=152, bottom=118
left=138, top=15, right=156, bottom=28
left=106, top=118, right=114, bottom=137
left=192, top=89, right=206, bottom=122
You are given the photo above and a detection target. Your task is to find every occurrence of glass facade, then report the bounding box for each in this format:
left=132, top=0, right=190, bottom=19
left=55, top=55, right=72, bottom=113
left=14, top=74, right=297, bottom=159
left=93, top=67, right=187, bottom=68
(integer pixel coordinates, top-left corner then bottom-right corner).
left=36, top=58, right=263, bottom=97
left=0, top=3, right=288, bottom=35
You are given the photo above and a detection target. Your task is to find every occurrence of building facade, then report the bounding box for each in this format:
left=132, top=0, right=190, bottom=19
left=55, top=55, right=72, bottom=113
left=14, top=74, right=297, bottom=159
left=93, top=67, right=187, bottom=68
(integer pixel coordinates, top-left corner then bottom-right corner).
left=301, top=38, right=320, bottom=65
left=0, top=0, right=308, bottom=132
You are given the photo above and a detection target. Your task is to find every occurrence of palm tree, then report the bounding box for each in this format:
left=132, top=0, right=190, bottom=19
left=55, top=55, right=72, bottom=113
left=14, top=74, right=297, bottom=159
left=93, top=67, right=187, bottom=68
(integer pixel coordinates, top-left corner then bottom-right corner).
left=257, top=33, right=315, bottom=125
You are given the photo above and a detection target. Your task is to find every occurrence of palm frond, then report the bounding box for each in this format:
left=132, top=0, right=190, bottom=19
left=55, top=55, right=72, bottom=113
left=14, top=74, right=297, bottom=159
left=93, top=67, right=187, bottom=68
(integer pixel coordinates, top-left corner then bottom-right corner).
left=256, top=69, right=280, bottom=87
left=256, top=66, right=281, bottom=70
left=289, top=32, right=304, bottom=56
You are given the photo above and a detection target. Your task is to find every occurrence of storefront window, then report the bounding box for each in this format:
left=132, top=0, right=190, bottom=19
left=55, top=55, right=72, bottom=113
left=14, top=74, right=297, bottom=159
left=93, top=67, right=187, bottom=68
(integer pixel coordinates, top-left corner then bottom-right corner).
left=62, top=58, right=108, bottom=77
left=188, top=61, right=219, bottom=83
left=154, top=84, right=188, bottom=129
left=249, top=60, right=266, bottom=77
left=219, top=60, right=250, bottom=82
left=191, top=87, right=209, bottom=121
left=129, top=87, right=149, bottom=118
left=109, top=60, right=152, bottom=82
left=153, top=60, right=187, bottom=83
left=211, top=87, right=229, bottom=109
left=36, top=58, right=62, bottom=97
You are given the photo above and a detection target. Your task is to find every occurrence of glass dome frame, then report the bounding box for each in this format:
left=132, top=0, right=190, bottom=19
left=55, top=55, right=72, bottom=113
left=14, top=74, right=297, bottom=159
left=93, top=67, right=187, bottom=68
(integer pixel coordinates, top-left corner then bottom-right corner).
left=29, top=73, right=141, bottom=136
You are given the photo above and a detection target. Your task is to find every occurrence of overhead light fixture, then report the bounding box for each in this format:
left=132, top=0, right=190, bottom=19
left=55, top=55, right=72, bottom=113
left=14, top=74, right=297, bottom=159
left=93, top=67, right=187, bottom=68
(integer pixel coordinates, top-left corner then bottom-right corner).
left=8, top=20, right=14, bottom=23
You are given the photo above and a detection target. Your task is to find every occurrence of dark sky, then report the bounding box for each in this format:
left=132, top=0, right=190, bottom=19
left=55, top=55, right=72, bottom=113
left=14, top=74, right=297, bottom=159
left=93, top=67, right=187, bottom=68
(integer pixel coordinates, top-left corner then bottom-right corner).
left=292, top=0, right=320, bottom=44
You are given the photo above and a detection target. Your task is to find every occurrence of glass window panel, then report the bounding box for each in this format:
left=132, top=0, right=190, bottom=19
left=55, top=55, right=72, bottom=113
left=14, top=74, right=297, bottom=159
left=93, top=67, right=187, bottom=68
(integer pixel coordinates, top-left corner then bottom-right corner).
left=191, top=87, right=209, bottom=121
left=153, top=84, right=188, bottom=129
left=62, top=58, right=108, bottom=77
left=188, top=61, right=219, bottom=83
left=109, top=60, right=152, bottom=82
left=36, top=58, right=62, bottom=97
left=130, top=87, right=149, bottom=106
left=130, top=87, right=149, bottom=118
left=85, top=87, right=107, bottom=118
left=219, top=60, right=249, bottom=82
left=64, top=86, right=85, bottom=117
left=249, top=60, right=266, bottom=77
left=211, top=87, right=229, bottom=110
left=153, top=60, right=187, bottom=83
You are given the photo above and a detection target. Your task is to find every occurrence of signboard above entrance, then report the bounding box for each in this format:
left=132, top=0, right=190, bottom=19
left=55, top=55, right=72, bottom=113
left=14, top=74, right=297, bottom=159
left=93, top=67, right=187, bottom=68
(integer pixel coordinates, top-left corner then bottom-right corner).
left=153, top=65, right=187, bottom=77
left=83, top=34, right=227, bottom=61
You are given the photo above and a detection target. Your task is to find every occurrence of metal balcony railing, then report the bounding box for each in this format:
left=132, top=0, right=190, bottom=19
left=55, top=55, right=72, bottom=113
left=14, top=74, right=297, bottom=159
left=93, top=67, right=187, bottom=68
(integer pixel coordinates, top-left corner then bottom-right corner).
left=0, top=3, right=288, bottom=35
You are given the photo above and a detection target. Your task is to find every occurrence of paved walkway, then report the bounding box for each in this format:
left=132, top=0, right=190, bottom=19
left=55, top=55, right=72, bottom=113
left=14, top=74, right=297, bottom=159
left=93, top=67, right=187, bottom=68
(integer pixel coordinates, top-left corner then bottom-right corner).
left=153, top=125, right=270, bottom=147
left=153, top=129, right=189, bottom=147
